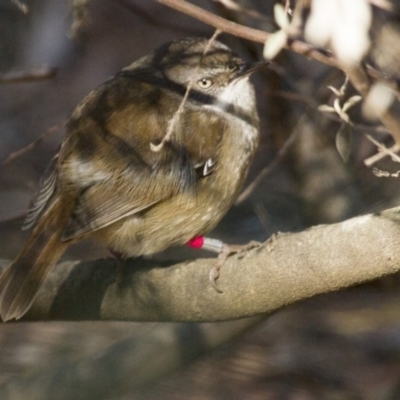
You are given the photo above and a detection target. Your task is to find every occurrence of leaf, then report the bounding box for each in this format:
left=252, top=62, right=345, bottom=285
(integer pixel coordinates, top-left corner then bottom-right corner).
left=333, top=98, right=341, bottom=115
left=274, top=3, right=289, bottom=29
left=318, top=104, right=335, bottom=113
left=342, top=95, right=362, bottom=113
left=362, top=82, right=394, bottom=121
left=263, top=30, right=287, bottom=60
left=335, top=123, right=353, bottom=162
left=327, top=85, right=342, bottom=97
left=333, top=98, right=350, bottom=123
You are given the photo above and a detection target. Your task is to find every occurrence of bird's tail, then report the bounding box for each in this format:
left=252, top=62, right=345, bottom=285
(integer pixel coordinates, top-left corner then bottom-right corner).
left=0, top=198, right=69, bottom=321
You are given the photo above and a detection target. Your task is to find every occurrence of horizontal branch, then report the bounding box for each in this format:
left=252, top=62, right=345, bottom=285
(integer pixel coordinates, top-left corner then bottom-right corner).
left=0, top=67, right=57, bottom=84
left=157, top=0, right=341, bottom=69
left=2, top=207, right=400, bottom=322
left=1, top=208, right=400, bottom=397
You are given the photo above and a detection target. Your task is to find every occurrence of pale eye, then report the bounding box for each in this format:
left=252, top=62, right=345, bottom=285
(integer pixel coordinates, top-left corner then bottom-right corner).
left=197, top=78, right=213, bottom=89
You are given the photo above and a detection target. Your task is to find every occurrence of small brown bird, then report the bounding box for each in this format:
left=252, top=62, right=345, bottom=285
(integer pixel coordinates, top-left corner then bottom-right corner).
left=0, top=37, right=263, bottom=321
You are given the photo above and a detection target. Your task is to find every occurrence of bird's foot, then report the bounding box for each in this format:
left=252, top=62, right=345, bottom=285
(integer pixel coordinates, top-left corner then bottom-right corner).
left=108, top=248, right=127, bottom=287
left=186, top=237, right=261, bottom=293
left=209, top=241, right=261, bottom=293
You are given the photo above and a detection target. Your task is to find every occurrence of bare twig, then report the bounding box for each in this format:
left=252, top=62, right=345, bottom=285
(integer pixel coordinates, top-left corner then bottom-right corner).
left=157, top=0, right=343, bottom=69
left=368, top=0, right=394, bottom=11
left=288, top=0, right=308, bottom=36
left=364, top=134, right=400, bottom=165
left=0, top=67, right=57, bottom=84
left=158, top=0, right=400, bottom=162
left=156, top=0, right=397, bottom=95
left=212, top=0, right=269, bottom=21
left=0, top=212, right=26, bottom=225
left=150, top=30, right=221, bottom=152
left=156, top=0, right=394, bottom=87
left=364, top=143, right=400, bottom=166
left=237, top=124, right=300, bottom=204
left=158, top=0, right=269, bottom=43
left=284, top=0, right=292, bottom=14
left=10, top=0, right=28, bottom=14
left=0, top=123, right=63, bottom=168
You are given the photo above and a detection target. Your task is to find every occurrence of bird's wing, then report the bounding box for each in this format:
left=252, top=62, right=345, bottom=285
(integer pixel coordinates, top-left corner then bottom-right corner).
left=22, top=154, right=59, bottom=230
left=60, top=131, right=198, bottom=240
left=61, top=185, right=161, bottom=240
left=58, top=74, right=226, bottom=240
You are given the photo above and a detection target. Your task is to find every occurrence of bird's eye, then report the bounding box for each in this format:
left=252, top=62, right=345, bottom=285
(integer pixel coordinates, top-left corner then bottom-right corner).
left=197, top=78, right=213, bottom=89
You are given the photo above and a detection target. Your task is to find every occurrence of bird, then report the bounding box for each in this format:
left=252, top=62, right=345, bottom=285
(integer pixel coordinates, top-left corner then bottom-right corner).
left=0, top=37, right=264, bottom=321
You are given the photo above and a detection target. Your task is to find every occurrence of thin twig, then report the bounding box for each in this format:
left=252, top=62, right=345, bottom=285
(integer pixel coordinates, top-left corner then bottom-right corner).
left=212, top=0, right=269, bottom=21
left=364, top=134, right=400, bottom=165
left=158, top=0, right=269, bottom=43
left=157, top=0, right=342, bottom=69
left=157, top=0, right=395, bottom=87
left=0, top=212, right=26, bottom=225
left=0, top=123, right=63, bottom=168
left=364, top=144, right=400, bottom=166
left=237, top=123, right=300, bottom=204
left=252, top=200, right=271, bottom=231
left=150, top=29, right=221, bottom=152
left=368, top=0, right=394, bottom=11
left=0, top=67, right=57, bottom=84
left=288, top=0, right=308, bottom=36
left=284, top=0, right=291, bottom=14
left=11, top=0, right=28, bottom=14
left=156, top=0, right=393, bottom=85
left=158, top=0, right=400, bottom=162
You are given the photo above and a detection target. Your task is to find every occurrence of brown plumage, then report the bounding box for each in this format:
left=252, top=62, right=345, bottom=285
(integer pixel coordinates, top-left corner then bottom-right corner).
left=0, top=37, right=262, bottom=321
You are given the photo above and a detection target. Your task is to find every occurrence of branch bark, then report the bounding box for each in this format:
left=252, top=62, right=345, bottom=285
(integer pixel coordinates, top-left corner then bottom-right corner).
left=2, top=207, right=400, bottom=323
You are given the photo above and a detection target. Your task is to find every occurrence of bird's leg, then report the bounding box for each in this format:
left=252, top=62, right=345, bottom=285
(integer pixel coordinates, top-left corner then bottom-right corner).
left=108, top=248, right=127, bottom=287
left=186, top=236, right=260, bottom=293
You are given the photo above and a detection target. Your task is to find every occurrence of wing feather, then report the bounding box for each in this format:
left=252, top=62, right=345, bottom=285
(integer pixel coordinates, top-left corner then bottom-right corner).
left=62, top=185, right=160, bottom=240
left=22, top=155, right=58, bottom=230
left=56, top=74, right=228, bottom=240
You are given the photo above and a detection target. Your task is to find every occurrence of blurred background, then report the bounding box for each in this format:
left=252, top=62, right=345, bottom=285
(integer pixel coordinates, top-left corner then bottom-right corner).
left=2, top=0, right=400, bottom=398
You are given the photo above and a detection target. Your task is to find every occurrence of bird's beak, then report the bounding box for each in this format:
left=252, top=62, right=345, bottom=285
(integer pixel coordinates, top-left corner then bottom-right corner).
left=235, top=60, right=270, bottom=79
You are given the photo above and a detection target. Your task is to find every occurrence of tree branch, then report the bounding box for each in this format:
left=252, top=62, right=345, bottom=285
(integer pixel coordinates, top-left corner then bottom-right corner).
left=0, top=123, right=63, bottom=169
left=157, top=0, right=341, bottom=69
left=0, top=67, right=57, bottom=84
left=157, top=0, right=400, bottom=149
left=343, top=64, right=400, bottom=145
left=2, top=207, right=400, bottom=322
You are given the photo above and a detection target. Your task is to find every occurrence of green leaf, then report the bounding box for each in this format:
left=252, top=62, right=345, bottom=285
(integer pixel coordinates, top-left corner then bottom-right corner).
left=335, top=123, right=353, bottom=162
left=342, top=95, right=362, bottom=113
left=274, top=3, right=290, bottom=29
left=263, top=30, right=287, bottom=60
left=318, top=104, right=335, bottom=113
